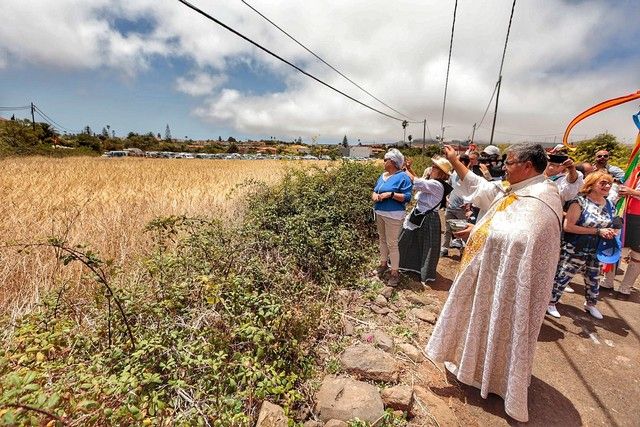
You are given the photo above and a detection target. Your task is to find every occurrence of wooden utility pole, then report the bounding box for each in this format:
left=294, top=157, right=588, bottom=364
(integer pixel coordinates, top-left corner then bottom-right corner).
left=489, top=76, right=502, bottom=146
left=30, top=102, right=36, bottom=130
left=422, top=119, right=426, bottom=155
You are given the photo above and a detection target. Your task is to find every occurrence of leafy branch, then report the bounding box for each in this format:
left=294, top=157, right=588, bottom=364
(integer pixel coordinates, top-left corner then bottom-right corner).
left=47, top=237, right=136, bottom=350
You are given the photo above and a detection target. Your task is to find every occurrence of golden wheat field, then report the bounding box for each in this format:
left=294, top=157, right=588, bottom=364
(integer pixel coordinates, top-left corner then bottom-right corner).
left=0, top=156, right=318, bottom=318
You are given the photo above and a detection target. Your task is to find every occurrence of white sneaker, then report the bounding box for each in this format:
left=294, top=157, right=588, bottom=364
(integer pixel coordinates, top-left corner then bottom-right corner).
left=584, top=303, right=603, bottom=320
left=564, top=285, right=575, bottom=293
left=547, top=304, right=561, bottom=318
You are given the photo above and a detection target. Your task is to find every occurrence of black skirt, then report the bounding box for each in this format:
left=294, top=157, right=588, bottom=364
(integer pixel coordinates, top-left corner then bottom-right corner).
left=398, top=210, right=441, bottom=281
left=624, top=213, right=640, bottom=252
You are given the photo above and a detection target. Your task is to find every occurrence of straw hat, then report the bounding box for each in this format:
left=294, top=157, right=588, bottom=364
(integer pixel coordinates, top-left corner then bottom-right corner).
left=431, top=156, right=453, bottom=175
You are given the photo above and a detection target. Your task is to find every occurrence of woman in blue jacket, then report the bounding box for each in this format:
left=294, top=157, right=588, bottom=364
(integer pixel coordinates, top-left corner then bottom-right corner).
left=372, top=148, right=413, bottom=286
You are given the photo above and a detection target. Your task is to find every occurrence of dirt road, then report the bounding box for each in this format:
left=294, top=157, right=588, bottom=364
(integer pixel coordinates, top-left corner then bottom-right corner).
left=419, top=253, right=640, bottom=427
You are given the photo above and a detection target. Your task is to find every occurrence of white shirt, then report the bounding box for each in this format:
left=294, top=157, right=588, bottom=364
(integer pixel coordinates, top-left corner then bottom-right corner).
left=402, top=178, right=445, bottom=230
left=550, top=171, right=584, bottom=205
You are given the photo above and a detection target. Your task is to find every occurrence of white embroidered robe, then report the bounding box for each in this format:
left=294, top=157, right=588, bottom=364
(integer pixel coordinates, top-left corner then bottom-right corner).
left=426, top=173, right=562, bottom=422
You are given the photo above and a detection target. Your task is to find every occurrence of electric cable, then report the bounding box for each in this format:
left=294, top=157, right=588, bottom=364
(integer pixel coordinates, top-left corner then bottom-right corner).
left=488, top=0, right=517, bottom=144
left=241, top=0, right=419, bottom=122
left=177, top=0, right=408, bottom=123
left=475, top=81, right=499, bottom=130
left=0, top=106, right=30, bottom=111
left=440, top=0, right=458, bottom=139
left=33, top=105, right=72, bottom=133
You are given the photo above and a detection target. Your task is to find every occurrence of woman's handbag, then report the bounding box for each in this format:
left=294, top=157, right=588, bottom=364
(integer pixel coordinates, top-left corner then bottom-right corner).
left=408, top=208, right=428, bottom=227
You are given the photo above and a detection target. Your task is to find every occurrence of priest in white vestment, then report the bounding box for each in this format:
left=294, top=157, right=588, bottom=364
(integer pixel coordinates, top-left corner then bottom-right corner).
left=425, top=143, right=563, bottom=422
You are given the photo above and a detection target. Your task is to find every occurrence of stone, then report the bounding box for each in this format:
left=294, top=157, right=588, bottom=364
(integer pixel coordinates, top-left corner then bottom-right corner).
left=303, top=421, right=322, bottom=427
left=256, top=401, right=288, bottom=427
left=404, top=292, right=439, bottom=307
left=362, top=330, right=394, bottom=352
left=374, top=294, right=388, bottom=307
left=381, top=286, right=395, bottom=299
left=316, top=375, right=385, bottom=423
left=342, top=319, right=354, bottom=336
left=340, top=344, right=400, bottom=382
left=412, top=386, right=459, bottom=426
left=370, top=305, right=391, bottom=315
left=381, top=385, right=414, bottom=412
left=396, top=343, right=424, bottom=363
left=387, top=312, right=401, bottom=323
left=411, top=308, right=437, bottom=324
left=324, top=420, right=348, bottom=427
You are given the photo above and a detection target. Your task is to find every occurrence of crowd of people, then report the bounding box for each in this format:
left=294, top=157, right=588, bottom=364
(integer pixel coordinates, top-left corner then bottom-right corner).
left=370, top=143, right=638, bottom=422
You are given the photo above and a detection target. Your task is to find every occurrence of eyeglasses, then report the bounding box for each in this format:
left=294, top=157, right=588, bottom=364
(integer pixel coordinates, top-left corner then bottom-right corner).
left=598, top=181, right=613, bottom=187
left=504, top=160, right=525, bottom=166
left=596, top=154, right=609, bottom=159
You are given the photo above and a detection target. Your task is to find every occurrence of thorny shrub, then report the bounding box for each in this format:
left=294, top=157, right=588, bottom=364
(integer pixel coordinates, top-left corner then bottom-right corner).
left=0, top=161, right=380, bottom=425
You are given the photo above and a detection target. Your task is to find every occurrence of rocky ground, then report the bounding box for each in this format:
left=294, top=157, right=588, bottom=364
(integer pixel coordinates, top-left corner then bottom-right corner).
left=256, top=249, right=640, bottom=426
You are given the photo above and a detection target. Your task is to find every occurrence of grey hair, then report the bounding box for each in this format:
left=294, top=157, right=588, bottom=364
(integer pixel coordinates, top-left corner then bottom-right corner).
left=507, top=143, right=548, bottom=173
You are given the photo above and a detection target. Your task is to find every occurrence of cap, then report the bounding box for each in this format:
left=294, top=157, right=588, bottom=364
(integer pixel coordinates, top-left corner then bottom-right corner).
left=482, top=145, right=500, bottom=156
left=596, top=234, right=622, bottom=264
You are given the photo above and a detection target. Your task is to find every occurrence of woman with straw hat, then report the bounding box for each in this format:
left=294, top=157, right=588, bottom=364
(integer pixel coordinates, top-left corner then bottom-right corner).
left=398, top=156, right=453, bottom=285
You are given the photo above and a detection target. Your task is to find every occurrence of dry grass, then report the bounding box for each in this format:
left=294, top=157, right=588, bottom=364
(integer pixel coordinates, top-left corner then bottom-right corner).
left=0, top=156, right=315, bottom=317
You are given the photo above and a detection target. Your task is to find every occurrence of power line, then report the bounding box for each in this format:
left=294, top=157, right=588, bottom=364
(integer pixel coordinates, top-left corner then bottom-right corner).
left=440, top=0, right=458, bottom=141
left=33, top=105, right=72, bottom=133
left=488, top=0, right=517, bottom=145
left=475, top=80, right=499, bottom=130
left=177, top=0, right=408, bottom=123
left=0, top=106, right=30, bottom=111
left=240, top=0, right=419, bottom=122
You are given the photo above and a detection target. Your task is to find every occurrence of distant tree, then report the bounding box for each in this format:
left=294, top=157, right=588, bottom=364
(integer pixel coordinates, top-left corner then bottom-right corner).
left=165, top=124, right=172, bottom=141
left=10, top=114, right=15, bottom=121
left=218, top=136, right=222, bottom=142
left=157, top=133, right=161, bottom=139
left=227, top=142, right=239, bottom=153
left=83, top=126, right=92, bottom=135
left=227, top=136, right=237, bottom=143
left=101, top=127, right=109, bottom=138
left=341, top=135, right=348, bottom=148
left=573, top=133, right=630, bottom=168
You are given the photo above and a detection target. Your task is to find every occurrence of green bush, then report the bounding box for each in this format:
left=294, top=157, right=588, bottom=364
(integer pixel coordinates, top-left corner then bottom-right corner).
left=0, top=161, right=380, bottom=425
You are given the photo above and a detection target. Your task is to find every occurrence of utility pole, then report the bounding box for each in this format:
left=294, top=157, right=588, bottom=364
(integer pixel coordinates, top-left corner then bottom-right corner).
left=422, top=119, right=426, bottom=155
left=489, top=76, right=502, bottom=146
left=471, top=123, right=477, bottom=143
left=30, top=102, right=36, bottom=130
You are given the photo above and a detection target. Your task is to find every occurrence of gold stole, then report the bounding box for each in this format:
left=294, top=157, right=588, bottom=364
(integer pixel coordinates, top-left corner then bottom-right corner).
left=460, top=185, right=518, bottom=271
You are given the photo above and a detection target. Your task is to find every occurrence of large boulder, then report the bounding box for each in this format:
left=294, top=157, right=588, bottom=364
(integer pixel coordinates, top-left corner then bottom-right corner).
left=256, top=401, right=287, bottom=427
left=340, top=344, right=400, bottom=382
left=316, top=375, right=384, bottom=423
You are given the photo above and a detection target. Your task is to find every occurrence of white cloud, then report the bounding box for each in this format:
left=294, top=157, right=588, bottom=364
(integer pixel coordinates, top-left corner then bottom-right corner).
left=1, top=0, right=638, bottom=142
left=176, top=72, right=227, bottom=96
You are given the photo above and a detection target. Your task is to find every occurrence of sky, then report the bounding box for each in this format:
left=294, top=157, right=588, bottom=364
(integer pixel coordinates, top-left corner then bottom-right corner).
left=1, top=0, right=639, bottom=145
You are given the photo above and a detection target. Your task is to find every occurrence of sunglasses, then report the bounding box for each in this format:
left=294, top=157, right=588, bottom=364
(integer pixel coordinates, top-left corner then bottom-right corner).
left=596, top=154, right=609, bottom=159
